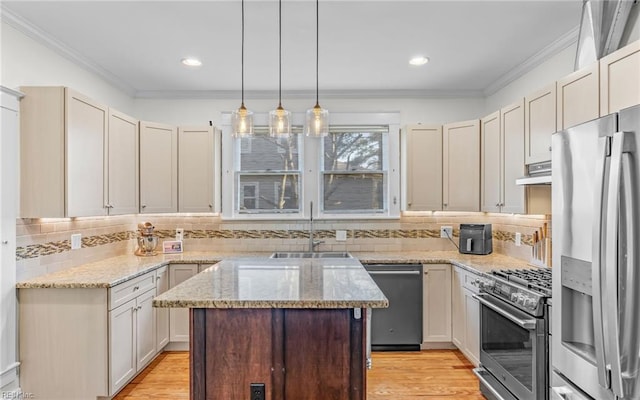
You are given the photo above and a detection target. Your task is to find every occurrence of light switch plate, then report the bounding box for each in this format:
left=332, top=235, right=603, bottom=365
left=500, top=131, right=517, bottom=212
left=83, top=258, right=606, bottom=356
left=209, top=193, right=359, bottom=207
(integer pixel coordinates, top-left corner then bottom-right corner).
left=71, top=233, right=82, bottom=250
left=515, top=232, right=522, bottom=246
left=336, top=230, right=347, bottom=241
left=176, top=228, right=184, bottom=241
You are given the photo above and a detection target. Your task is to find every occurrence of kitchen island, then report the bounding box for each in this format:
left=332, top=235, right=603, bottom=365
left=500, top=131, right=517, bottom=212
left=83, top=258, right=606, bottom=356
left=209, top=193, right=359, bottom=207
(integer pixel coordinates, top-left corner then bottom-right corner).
left=153, top=256, right=388, bottom=400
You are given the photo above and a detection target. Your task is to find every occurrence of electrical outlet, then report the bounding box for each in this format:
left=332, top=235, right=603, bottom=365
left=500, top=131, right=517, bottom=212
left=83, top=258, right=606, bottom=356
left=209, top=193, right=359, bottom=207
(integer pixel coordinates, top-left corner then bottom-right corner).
left=515, top=232, right=522, bottom=246
left=71, top=233, right=82, bottom=250
left=250, top=383, right=265, bottom=400
left=336, top=230, right=347, bottom=241
left=440, top=226, right=453, bottom=238
left=176, top=228, right=184, bottom=241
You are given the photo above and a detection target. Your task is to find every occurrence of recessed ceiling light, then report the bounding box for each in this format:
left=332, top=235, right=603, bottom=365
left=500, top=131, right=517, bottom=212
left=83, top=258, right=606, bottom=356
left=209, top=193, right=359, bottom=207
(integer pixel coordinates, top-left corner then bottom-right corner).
left=409, top=56, right=429, bottom=66
left=181, top=58, right=202, bottom=67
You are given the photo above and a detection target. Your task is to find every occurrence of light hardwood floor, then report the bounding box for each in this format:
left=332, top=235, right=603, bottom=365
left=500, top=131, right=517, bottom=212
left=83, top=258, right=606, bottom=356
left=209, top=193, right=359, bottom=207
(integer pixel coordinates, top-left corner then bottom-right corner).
left=114, top=350, right=485, bottom=400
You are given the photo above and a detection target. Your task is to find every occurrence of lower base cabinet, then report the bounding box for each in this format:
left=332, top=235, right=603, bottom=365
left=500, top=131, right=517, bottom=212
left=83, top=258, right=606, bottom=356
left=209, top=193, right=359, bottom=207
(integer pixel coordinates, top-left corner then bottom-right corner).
left=422, top=264, right=452, bottom=346
left=169, top=264, right=199, bottom=342
left=451, top=266, right=481, bottom=366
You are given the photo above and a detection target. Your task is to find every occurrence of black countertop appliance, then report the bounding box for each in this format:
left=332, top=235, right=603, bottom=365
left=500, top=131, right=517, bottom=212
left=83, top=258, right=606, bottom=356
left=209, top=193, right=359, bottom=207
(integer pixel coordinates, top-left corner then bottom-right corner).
left=458, top=224, right=492, bottom=255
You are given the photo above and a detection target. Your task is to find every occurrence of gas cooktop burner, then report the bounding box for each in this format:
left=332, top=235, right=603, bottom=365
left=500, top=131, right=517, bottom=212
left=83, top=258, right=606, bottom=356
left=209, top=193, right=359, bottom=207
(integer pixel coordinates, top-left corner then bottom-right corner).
left=491, top=268, right=552, bottom=296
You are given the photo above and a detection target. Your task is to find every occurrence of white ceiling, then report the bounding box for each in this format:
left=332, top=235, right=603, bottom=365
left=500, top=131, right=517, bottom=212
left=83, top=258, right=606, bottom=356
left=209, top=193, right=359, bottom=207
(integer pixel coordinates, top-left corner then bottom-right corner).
left=2, top=0, right=583, bottom=98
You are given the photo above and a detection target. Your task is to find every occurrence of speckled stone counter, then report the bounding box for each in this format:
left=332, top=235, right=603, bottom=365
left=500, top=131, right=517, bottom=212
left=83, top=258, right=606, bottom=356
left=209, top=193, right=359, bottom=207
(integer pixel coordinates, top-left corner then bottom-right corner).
left=154, top=257, right=389, bottom=309
left=16, top=250, right=542, bottom=289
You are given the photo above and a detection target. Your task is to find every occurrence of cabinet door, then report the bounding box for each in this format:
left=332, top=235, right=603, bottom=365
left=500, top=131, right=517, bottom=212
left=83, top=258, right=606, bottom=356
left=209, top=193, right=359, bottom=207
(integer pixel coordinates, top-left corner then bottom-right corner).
left=405, top=125, right=443, bottom=211
left=178, top=126, right=215, bottom=212
left=557, top=62, right=599, bottom=130
left=155, top=266, right=170, bottom=350
left=463, top=287, right=480, bottom=367
left=140, top=121, right=178, bottom=213
left=66, top=88, right=108, bottom=217
left=423, top=264, right=451, bottom=343
left=480, top=111, right=501, bottom=213
left=501, top=100, right=525, bottom=214
left=600, top=40, right=640, bottom=115
left=443, top=119, right=480, bottom=211
left=107, top=109, right=139, bottom=215
left=451, top=268, right=464, bottom=349
left=169, top=264, right=198, bottom=342
left=136, top=289, right=156, bottom=370
left=109, top=299, right=136, bottom=395
left=524, top=83, right=556, bottom=164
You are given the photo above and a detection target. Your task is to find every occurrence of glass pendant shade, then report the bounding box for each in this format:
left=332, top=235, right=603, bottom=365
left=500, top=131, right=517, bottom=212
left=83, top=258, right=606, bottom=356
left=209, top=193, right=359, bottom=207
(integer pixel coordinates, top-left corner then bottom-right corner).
left=305, top=103, right=329, bottom=137
left=231, top=104, right=254, bottom=138
left=269, top=104, right=291, bottom=137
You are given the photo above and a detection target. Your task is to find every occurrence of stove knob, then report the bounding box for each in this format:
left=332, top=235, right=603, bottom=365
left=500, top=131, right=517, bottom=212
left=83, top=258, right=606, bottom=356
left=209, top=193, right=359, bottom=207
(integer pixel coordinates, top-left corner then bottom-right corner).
left=510, top=293, right=518, bottom=302
left=523, top=297, right=536, bottom=309
left=517, top=294, right=526, bottom=305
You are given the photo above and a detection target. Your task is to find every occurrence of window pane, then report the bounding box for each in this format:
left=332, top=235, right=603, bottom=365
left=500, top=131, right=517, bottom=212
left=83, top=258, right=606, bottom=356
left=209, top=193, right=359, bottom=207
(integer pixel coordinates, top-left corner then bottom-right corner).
left=323, top=173, right=385, bottom=212
left=240, top=135, right=299, bottom=170
left=324, top=132, right=383, bottom=171
left=238, top=174, right=300, bottom=212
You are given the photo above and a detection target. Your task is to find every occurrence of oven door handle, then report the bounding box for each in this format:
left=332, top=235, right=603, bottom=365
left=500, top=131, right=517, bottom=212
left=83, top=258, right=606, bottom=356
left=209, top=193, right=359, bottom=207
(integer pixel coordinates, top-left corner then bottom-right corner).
left=473, top=294, right=537, bottom=330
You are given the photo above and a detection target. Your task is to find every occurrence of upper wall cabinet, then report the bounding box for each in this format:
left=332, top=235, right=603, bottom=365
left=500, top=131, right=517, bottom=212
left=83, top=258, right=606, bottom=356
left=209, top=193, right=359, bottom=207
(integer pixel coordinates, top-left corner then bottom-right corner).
left=21, top=87, right=108, bottom=217
left=557, top=62, right=600, bottom=130
left=178, top=126, right=217, bottom=213
left=600, top=40, right=640, bottom=115
left=140, top=121, right=178, bottom=213
left=405, top=125, right=443, bottom=211
left=107, top=110, right=139, bottom=215
left=524, top=83, right=556, bottom=165
left=443, top=119, right=480, bottom=211
left=482, top=101, right=525, bottom=214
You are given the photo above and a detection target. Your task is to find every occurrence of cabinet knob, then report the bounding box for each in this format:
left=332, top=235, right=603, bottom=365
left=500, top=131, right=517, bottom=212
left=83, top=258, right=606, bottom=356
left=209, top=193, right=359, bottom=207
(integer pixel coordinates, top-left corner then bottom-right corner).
left=443, top=203, right=448, bottom=208
left=408, top=202, right=412, bottom=207
left=424, top=271, right=429, bottom=275
left=549, top=146, right=552, bottom=152
left=495, top=203, right=500, bottom=207
left=2, top=240, right=8, bottom=245
left=141, top=205, right=147, bottom=209
left=209, top=204, right=213, bottom=208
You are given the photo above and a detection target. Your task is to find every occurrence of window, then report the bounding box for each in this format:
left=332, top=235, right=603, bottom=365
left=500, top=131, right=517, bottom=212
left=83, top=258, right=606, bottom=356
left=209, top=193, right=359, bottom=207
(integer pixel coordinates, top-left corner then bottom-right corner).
left=234, top=131, right=302, bottom=214
left=222, top=112, right=399, bottom=219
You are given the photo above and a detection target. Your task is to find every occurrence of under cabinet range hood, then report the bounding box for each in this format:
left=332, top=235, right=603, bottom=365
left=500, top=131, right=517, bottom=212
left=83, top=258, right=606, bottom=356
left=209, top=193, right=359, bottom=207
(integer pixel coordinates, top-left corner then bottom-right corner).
left=516, top=161, right=552, bottom=185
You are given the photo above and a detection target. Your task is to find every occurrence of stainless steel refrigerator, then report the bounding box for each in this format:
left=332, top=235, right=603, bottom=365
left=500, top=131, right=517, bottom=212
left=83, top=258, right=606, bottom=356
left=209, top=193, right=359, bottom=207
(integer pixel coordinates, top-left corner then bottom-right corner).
left=551, top=104, right=640, bottom=400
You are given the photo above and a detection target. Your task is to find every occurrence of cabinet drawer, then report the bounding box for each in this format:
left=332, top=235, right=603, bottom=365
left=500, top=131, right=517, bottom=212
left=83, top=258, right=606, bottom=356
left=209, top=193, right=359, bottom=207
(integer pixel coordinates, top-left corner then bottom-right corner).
left=109, top=271, right=156, bottom=310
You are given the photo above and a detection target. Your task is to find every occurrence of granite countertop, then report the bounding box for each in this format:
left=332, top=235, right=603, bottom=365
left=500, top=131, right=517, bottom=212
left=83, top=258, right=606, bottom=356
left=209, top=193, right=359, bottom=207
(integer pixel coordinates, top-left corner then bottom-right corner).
left=16, top=250, right=541, bottom=289
left=153, top=257, right=389, bottom=309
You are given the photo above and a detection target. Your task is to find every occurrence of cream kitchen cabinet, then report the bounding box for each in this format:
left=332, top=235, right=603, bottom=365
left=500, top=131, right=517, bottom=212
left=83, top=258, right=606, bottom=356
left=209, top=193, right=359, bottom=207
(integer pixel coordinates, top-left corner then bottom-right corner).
left=169, top=263, right=199, bottom=342
left=600, top=40, right=640, bottom=115
left=155, top=266, right=170, bottom=350
left=443, top=119, right=480, bottom=211
left=178, top=126, right=217, bottom=212
left=140, top=121, right=178, bottom=213
left=557, top=62, right=600, bottom=130
left=422, top=264, right=452, bottom=347
left=107, top=109, right=139, bottom=215
left=405, top=125, right=443, bottom=211
left=451, top=266, right=480, bottom=367
left=481, top=101, right=525, bottom=214
left=20, top=86, right=108, bottom=217
left=19, top=268, right=161, bottom=399
left=524, top=83, right=556, bottom=164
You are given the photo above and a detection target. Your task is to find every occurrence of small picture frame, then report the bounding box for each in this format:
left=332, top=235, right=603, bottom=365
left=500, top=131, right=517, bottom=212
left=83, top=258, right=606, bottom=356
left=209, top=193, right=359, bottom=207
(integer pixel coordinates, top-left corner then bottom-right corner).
left=163, top=240, right=183, bottom=254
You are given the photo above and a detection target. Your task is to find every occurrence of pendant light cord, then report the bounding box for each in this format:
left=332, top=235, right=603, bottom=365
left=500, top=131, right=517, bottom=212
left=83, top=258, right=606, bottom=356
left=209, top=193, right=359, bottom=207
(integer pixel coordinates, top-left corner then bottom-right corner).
left=241, top=0, right=245, bottom=106
left=316, top=0, right=319, bottom=105
left=278, top=0, right=282, bottom=107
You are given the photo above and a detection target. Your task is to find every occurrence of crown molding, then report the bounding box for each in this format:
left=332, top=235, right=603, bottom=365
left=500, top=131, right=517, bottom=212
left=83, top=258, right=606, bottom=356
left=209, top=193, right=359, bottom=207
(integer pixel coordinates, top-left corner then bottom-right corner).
left=483, top=25, right=580, bottom=97
left=134, top=88, right=485, bottom=100
left=1, top=5, right=137, bottom=97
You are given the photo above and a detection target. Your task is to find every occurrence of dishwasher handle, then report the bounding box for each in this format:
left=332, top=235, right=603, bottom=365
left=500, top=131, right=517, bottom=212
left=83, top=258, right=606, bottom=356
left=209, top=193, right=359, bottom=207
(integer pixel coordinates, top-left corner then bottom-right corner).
left=367, top=270, right=421, bottom=276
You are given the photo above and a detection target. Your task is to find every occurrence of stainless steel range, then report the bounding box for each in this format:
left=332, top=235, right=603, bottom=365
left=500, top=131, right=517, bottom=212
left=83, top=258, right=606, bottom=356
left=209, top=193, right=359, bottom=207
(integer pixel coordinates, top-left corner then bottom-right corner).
left=473, top=268, right=552, bottom=400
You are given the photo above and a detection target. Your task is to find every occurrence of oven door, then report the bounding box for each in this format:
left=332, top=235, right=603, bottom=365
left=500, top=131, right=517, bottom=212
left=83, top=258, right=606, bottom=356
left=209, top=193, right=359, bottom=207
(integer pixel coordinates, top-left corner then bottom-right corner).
left=475, top=293, right=547, bottom=400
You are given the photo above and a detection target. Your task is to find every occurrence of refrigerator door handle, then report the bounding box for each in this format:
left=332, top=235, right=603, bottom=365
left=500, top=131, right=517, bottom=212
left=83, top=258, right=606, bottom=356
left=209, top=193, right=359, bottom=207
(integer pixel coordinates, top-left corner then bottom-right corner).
left=592, top=135, right=611, bottom=389
left=604, top=130, right=637, bottom=398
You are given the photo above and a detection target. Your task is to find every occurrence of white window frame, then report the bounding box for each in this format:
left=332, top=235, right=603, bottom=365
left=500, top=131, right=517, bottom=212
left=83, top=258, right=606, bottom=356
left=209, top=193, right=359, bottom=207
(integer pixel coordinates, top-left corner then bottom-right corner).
left=221, top=112, right=400, bottom=220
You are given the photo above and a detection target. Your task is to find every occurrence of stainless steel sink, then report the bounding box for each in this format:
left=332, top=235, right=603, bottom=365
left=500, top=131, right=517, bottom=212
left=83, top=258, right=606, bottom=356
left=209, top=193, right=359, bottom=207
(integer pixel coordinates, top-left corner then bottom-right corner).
left=270, top=252, right=353, bottom=259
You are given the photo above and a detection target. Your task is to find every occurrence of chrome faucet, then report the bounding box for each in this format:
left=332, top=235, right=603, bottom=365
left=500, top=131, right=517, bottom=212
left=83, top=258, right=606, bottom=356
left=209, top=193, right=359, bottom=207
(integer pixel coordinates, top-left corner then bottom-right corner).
left=308, top=201, right=324, bottom=252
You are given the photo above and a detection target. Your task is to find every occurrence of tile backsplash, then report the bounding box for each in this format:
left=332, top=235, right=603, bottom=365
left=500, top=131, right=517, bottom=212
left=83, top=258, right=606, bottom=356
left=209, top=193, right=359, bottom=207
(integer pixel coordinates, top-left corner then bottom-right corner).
left=16, top=212, right=550, bottom=281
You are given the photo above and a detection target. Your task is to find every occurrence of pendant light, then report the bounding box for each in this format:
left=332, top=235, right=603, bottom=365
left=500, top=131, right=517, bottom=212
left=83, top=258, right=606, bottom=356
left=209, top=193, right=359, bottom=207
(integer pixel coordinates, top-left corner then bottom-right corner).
left=305, top=0, right=329, bottom=137
left=269, top=0, right=291, bottom=137
left=231, top=0, right=254, bottom=137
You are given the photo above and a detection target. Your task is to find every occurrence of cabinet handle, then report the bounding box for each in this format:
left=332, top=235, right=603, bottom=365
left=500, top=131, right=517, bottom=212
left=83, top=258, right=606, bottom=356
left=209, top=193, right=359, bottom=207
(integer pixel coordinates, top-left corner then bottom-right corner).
left=2, top=240, right=8, bottom=245
left=408, top=202, right=412, bottom=207
left=209, top=204, right=213, bottom=208
left=443, top=203, right=448, bottom=208
left=141, top=205, right=147, bottom=209
left=133, top=286, right=139, bottom=291
left=495, top=203, right=500, bottom=207
left=424, top=271, right=429, bottom=275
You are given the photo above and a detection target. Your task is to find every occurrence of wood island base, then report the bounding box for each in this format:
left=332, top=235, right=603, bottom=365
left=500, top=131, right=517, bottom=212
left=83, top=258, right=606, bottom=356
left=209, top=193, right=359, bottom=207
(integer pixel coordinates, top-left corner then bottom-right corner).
left=190, top=308, right=367, bottom=400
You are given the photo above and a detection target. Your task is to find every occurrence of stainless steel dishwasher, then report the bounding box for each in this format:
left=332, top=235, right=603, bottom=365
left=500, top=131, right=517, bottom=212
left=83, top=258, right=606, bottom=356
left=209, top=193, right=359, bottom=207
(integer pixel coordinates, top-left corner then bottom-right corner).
left=364, top=264, right=423, bottom=351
